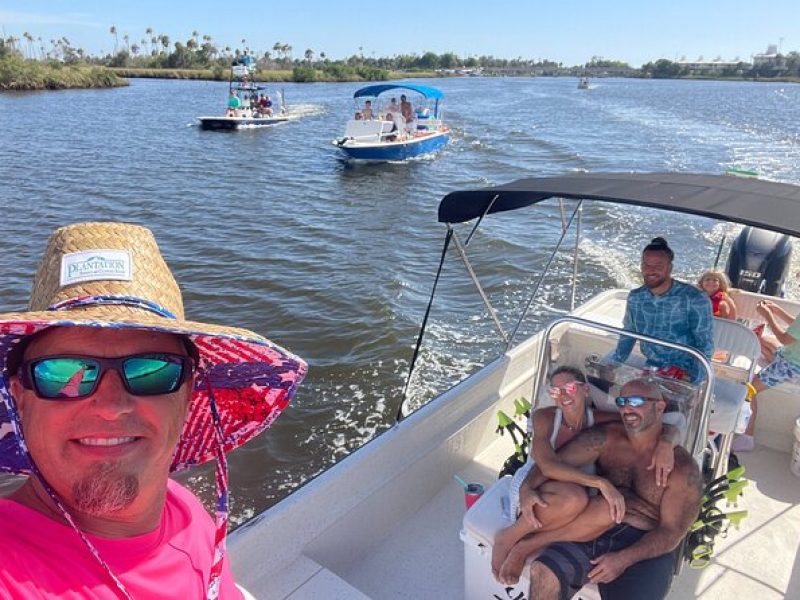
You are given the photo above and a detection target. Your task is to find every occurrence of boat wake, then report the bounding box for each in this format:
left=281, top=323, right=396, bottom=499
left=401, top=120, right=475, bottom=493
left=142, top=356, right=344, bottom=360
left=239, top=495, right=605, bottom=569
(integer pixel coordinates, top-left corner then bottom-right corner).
left=283, top=103, right=325, bottom=119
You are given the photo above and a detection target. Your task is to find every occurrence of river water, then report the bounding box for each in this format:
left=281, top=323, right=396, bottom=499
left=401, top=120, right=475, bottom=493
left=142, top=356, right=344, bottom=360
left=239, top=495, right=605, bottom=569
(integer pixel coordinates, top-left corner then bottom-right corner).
left=1, top=76, right=799, bottom=525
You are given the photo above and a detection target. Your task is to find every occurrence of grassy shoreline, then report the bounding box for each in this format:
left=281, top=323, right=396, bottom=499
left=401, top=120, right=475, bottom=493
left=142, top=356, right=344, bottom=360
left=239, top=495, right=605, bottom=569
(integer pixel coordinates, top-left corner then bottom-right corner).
left=0, top=57, right=126, bottom=91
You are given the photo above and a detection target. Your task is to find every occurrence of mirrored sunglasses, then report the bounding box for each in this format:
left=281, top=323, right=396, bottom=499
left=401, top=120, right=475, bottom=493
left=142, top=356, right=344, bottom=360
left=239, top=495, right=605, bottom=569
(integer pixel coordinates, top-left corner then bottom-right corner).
left=19, top=353, right=194, bottom=400
left=614, top=395, right=652, bottom=408
left=548, top=381, right=583, bottom=398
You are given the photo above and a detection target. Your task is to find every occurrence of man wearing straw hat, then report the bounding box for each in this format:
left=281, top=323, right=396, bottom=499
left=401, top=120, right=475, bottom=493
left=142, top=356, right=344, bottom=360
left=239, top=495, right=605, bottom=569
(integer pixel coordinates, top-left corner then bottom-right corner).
left=0, top=222, right=307, bottom=598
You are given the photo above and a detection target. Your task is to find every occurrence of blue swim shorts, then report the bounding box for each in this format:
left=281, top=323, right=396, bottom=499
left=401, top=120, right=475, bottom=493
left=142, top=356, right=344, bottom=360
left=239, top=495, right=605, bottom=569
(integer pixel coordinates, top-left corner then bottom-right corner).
left=535, top=523, right=674, bottom=600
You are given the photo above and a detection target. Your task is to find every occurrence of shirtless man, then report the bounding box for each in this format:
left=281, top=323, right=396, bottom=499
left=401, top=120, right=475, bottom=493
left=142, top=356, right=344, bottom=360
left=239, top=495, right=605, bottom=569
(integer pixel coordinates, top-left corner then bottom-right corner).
left=400, top=94, right=413, bottom=123
left=503, top=378, right=702, bottom=600
left=362, top=100, right=374, bottom=119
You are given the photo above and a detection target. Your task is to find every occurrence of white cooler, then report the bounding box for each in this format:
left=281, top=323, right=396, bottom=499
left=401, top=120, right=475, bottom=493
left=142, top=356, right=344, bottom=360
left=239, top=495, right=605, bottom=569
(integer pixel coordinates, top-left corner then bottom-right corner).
left=460, top=476, right=600, bottom=600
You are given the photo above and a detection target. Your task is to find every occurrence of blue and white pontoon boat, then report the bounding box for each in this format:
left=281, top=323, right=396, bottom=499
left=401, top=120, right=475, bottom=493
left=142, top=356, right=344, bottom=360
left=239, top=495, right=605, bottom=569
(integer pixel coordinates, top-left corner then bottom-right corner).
left=198, top=60, right=288, bottom=131
left=333, top=84, right=450, bottom=162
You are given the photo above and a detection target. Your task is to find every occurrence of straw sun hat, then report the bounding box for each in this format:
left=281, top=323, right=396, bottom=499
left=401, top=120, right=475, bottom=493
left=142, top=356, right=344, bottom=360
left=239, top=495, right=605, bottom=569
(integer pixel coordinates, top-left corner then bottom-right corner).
left=0, top=221, right=308, bottom=475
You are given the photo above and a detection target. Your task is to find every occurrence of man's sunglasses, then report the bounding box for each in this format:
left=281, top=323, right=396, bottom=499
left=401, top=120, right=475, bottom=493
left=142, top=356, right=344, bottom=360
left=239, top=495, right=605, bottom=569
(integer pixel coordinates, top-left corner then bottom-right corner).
left=614, top=395, right=655, bottom=408
left=18, top=353, right=194, bottom=400
left=548, top=381, right=583, bottom=399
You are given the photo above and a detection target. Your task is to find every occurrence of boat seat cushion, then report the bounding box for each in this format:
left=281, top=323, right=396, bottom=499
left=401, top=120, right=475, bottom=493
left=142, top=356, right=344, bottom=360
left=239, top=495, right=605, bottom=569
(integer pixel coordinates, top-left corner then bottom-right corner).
left=708, top=377, right=747, bottom=434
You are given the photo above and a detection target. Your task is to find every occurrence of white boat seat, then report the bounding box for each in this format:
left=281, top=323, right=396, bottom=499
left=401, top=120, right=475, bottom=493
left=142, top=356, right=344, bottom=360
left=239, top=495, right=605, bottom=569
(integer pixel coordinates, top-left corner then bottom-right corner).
left=343, top=119, right=394, bottom=142
left=712, top=317, right=761, bottom=377
left=708, top=377, right=748, bottom=434
left=707, top=318, right=759, bottom=434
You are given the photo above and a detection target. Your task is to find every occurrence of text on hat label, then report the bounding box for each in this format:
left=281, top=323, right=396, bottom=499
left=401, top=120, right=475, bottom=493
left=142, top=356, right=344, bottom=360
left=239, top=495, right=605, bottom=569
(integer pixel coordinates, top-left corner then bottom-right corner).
left=60, top=250, right=133, bottom=286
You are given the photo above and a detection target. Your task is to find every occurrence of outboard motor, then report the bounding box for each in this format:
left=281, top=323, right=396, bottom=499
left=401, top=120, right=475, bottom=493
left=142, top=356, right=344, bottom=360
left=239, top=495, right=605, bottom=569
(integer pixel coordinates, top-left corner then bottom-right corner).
left=725, top=227, right=793, bottom=296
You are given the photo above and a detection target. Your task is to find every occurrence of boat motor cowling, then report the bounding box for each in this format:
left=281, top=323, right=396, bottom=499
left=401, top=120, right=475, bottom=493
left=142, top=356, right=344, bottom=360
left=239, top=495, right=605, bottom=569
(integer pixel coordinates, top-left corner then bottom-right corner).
left=725, top=227, right=793, bottom=297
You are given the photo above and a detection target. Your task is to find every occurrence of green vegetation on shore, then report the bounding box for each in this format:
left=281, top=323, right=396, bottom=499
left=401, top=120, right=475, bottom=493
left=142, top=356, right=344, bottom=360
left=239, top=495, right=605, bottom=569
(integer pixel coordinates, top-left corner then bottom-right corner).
left=3, top=28, right=800, bottom=91
left=0, top=54, right=126, bottom=91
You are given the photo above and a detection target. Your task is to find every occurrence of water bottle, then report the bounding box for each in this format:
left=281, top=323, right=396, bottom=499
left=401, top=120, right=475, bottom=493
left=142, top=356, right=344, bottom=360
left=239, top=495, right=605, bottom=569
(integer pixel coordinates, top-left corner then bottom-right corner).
left=735, top=402, right=752, bottom=434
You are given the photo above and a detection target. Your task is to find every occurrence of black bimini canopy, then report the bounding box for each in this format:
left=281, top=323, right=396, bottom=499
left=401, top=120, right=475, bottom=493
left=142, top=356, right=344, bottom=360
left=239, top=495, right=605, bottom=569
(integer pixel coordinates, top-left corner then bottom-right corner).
left=438, top=172, right=800, bottom=238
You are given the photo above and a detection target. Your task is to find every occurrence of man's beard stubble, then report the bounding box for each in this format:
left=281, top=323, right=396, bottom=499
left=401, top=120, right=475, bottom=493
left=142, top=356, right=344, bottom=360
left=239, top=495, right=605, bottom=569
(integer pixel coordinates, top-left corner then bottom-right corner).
left=72, top=462, right=138, bottom=516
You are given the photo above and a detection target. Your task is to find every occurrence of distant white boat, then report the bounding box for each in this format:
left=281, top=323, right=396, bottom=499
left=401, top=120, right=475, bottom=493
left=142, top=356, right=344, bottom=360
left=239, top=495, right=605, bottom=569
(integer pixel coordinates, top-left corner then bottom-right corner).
left=198, top=62, right=289, bottom=131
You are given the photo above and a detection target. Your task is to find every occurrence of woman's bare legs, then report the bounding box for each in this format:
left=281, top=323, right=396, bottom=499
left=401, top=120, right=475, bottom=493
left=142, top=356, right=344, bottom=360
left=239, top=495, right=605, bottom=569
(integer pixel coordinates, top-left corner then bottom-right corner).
left=498, top=495, right=616, bottom=585
left=492, top=481, right=588, bottom=579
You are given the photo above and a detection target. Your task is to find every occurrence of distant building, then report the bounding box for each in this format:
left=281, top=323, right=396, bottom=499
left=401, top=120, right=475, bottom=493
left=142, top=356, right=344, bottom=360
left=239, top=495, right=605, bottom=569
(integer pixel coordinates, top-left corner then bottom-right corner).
left=752, top=44, right=783, bottom=68
left=674, top=60, right=747, bottom=73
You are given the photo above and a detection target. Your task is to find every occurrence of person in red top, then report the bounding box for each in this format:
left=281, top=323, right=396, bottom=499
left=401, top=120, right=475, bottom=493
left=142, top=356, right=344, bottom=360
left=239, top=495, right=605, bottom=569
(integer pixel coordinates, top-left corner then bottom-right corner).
left=697, top=269, right=737, bottom=320
left=0, top=222, right=307, bottom=599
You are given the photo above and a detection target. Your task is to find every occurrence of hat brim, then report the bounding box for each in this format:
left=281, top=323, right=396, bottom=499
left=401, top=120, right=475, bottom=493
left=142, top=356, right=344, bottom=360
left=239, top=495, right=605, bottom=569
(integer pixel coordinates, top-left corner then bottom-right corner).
left=0, top=309, right=308, bottom=475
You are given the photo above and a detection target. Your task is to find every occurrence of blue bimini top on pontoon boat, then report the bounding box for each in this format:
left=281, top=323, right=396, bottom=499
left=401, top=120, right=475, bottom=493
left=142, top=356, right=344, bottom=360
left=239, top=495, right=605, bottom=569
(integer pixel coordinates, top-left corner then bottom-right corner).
left=353, top=84, right=445, bottom=100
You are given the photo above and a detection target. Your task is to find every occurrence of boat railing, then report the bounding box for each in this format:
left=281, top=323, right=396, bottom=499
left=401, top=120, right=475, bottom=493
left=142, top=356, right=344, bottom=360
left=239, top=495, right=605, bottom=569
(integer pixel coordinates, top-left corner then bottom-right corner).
left=534, top=316, right=715, bottom=467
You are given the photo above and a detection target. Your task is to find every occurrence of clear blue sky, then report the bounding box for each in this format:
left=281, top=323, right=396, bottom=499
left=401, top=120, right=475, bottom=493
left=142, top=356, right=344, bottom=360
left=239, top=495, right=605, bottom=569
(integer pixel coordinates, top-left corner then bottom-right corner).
left=2, top=0, right=797, bottom=67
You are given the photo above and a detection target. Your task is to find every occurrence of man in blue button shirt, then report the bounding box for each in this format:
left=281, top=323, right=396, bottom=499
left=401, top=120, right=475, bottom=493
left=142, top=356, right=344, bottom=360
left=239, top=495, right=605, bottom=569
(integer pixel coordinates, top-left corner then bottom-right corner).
left=609, top=237, right=714, bottom=383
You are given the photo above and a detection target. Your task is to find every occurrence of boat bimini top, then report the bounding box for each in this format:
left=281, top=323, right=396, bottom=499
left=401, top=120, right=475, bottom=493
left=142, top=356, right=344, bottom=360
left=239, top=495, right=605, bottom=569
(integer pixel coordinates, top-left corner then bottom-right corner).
left=438, top=172, right=800, bottom=237
left=403, top=172, right=800, bottom=416
left=353, top=84, right=445, bottom=100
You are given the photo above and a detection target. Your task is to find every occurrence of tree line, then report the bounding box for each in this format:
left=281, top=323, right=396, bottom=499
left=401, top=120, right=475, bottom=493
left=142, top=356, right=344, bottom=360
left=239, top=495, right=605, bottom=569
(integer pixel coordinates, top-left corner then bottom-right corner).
left=3, top=27, right=800, bottom=82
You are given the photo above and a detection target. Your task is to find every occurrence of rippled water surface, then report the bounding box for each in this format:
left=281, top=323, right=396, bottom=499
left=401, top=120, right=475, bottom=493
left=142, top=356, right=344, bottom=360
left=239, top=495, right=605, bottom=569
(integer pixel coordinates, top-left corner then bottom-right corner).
left=1, top=77, right=799, bottom=524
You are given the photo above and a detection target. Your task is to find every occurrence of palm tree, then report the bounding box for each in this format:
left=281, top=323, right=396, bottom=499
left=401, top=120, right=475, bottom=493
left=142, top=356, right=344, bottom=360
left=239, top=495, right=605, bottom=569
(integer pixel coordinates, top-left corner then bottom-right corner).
left=110, top=25, right=118, bottom=53
left=304, top=48, right=314, bottom=64
left=273, top=42, right=282, bottom=60
left=22, top=32, right=33, bottom=58
left=123, top=34, right=130, bottom=53
left=320, top=51, right=327, bottom=63
left=160, top=34, right=170, bottom=53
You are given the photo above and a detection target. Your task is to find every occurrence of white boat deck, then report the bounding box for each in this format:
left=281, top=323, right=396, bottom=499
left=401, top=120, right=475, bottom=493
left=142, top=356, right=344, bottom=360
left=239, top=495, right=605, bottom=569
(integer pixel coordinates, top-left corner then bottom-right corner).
left=237, top=433, right=800, bottom=599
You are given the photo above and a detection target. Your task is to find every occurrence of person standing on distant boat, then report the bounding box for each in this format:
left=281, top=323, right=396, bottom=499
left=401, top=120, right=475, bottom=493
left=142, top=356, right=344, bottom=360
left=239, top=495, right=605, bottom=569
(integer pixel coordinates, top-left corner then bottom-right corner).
left=0, top=222, right=307, bottom=598
left=362, top=100, right=374, bottom=120
left=400, top=95, right=413, bottom=122
left=604, top=237, right=714, bottom=384
left=386, top=97, right=400, bottom=114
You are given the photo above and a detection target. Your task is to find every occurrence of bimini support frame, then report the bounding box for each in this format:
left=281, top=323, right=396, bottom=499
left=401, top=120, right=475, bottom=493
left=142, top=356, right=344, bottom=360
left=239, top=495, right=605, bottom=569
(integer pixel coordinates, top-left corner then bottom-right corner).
left=398, top=196, right=584, bottom=420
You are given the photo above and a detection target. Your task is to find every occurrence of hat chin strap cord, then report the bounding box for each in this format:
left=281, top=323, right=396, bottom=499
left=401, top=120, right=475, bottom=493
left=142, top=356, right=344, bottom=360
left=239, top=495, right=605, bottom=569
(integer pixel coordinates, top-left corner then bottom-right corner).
left=206, top=380, right=229, bottom=600
left=47, top=295, right=178, bottom=320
